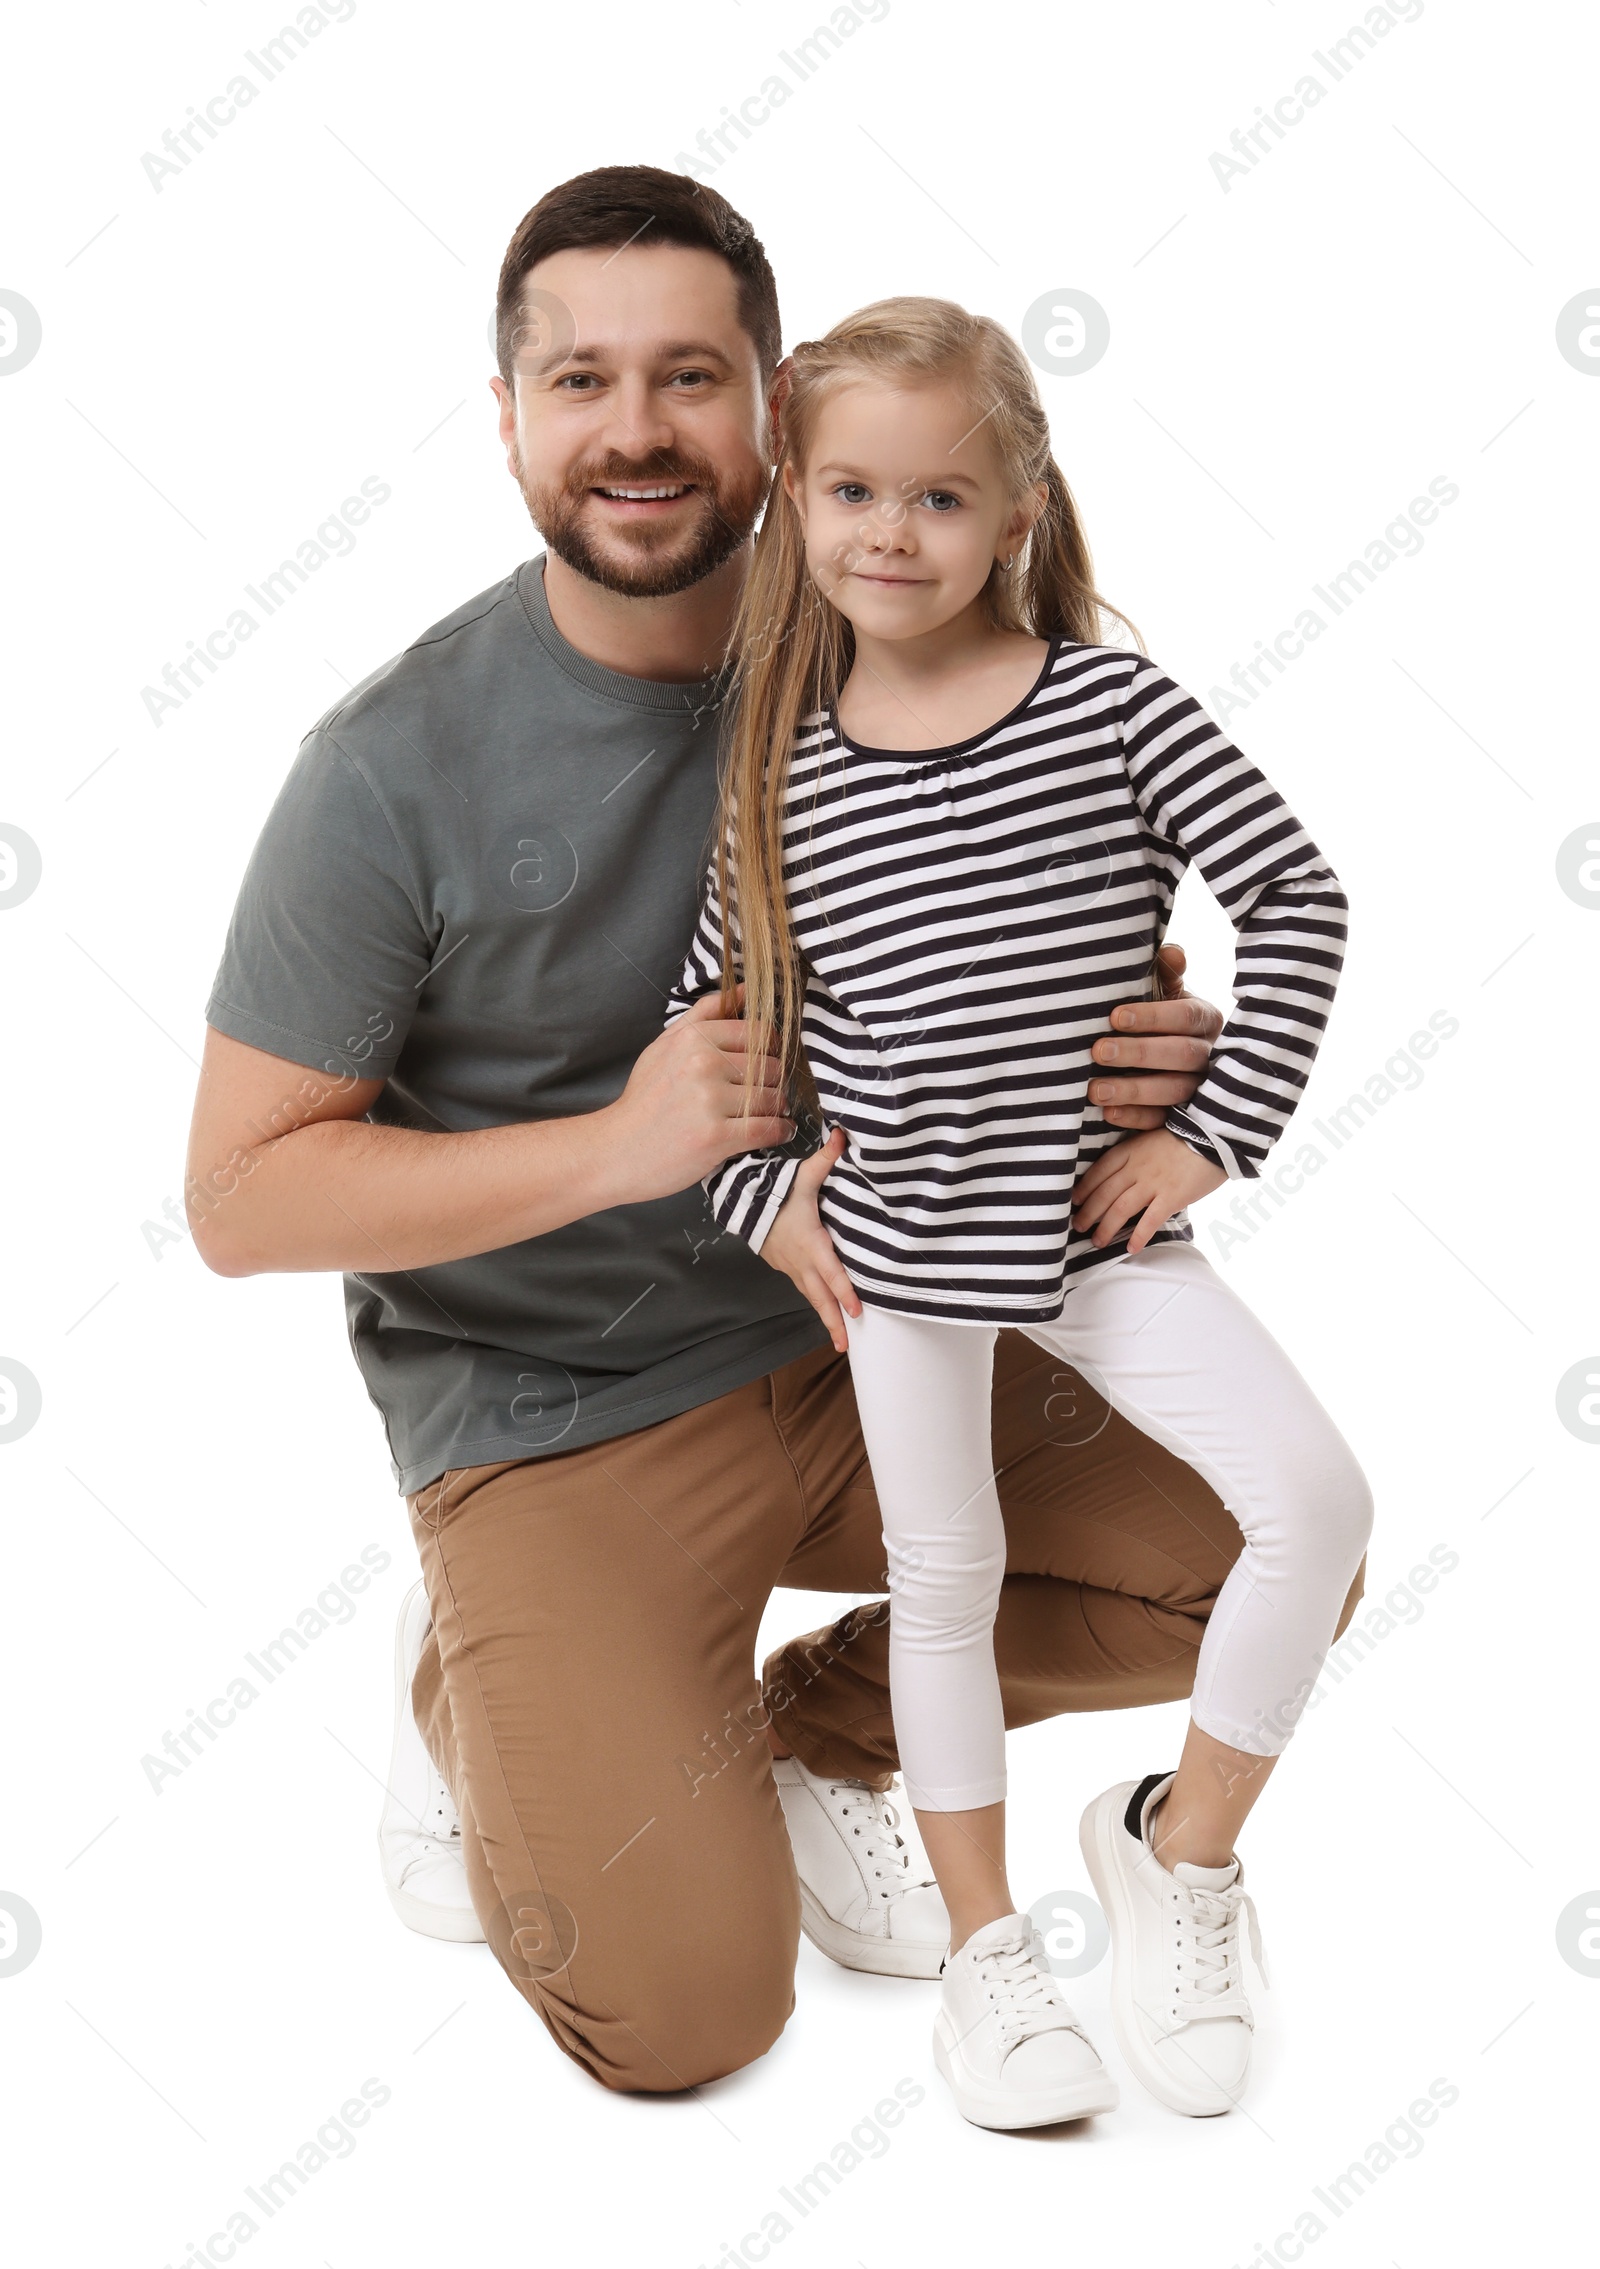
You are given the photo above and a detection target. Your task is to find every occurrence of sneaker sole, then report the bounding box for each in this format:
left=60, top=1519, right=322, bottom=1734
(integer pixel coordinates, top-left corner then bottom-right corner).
left=932, top=2010, right=1119, bottom=2130
left=1078, top=1787, right=1238, bottom=2119
left=797, top=1882, right=946, bottom=1979
left=383, top=1876, right=487, bottom=1943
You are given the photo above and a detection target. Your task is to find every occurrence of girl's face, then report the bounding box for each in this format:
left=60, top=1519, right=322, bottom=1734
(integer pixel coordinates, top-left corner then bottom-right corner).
left=782, top=375, right=1042, bottom=643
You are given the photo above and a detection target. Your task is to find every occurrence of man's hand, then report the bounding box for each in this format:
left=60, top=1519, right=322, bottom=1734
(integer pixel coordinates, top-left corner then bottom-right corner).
left=758, top=1127, right=861, bottom=1352
left=596, top=992, right=795, bottom=1204
left=184, top=995, right=795, bottom=1279
left=1090, top=944, right=1223, bottom=1130
left=1072, top=1128, right=1227, bottom=1252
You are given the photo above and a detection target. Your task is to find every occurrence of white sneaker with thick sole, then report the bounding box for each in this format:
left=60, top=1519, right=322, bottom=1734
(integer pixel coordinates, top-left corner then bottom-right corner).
left=377, top=1580, right=484, bottom=1943
left=772, top=1755, right=950, bottom=1978
left=1080, top=1771, right=1265, bottom=2117
left=933, top=1912, right=1119, bottom=2130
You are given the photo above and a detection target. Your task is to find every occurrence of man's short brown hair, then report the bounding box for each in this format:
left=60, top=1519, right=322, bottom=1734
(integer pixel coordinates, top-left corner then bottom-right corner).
left=495, top=165, right=782, bottom=384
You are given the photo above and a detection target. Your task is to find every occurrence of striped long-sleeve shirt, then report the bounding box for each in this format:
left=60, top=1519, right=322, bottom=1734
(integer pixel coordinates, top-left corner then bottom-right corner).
left=665, top=640, right=1347, bottom=1324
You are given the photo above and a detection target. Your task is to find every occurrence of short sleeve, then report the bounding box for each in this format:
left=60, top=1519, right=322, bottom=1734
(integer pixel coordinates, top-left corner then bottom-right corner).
left=204, top=730, right=433, bottom=1081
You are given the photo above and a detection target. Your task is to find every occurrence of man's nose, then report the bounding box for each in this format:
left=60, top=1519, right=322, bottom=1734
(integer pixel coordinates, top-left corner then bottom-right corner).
left=606, top=373, right=678, bottom=463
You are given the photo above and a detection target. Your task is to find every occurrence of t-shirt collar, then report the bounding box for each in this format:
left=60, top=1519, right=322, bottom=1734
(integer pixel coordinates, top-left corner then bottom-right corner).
left=516, top=554, right=731, bottom=716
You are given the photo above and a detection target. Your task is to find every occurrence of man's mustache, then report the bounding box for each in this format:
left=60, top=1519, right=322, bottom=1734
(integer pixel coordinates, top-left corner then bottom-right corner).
left=564, top=452, right=720, bottom=495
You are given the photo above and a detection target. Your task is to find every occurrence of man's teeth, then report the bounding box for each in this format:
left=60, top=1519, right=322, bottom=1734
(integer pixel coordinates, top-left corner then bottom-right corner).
left=600, top=484, right=688, bottom=499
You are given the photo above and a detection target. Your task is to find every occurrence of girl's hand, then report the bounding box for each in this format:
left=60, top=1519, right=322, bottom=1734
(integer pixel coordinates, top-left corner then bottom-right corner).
left=759, top=1126, right=862, bottom=1351
left=1072, top=1128, right=1227, bottom=1253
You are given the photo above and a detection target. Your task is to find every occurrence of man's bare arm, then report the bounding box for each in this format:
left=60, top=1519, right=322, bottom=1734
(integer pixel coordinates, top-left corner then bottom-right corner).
left=1089, top=944, right=1225, bottom=1130
left=186, top=999, right=792, bottom=1278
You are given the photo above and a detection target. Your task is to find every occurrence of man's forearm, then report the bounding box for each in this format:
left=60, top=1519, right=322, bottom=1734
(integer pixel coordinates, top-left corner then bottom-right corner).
left=190, top=1110, right=629, bottom=1277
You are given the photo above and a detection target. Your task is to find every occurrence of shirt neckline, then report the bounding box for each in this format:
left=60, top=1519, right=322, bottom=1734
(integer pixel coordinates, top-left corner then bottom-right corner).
left=826, top=635, right=1063, bottom=763
left=516, top=554, right=731, bottom=716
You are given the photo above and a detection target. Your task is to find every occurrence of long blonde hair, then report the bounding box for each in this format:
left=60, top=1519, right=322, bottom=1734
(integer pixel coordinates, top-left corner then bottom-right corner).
left=719, top=295, right=1144, bottom=1109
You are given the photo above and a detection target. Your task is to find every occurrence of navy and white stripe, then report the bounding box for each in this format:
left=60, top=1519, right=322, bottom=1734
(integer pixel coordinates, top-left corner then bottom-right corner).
left=666, top=641, right=1347, bottom=1323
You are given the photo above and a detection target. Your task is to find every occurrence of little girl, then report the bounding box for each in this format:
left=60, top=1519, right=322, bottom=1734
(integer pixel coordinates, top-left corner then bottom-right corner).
left=665, top=298, right=1373, bottom=2131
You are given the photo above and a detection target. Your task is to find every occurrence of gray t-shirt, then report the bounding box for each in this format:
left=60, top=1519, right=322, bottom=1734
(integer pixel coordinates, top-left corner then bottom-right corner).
left=205, top=555, right=826, bottom=1493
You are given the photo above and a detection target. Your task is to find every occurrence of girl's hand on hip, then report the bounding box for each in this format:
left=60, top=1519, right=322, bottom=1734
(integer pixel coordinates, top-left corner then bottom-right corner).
left=1072, top=1128, right=1227, bottom=1252
left=759, top=1127, right=862, bottom=1352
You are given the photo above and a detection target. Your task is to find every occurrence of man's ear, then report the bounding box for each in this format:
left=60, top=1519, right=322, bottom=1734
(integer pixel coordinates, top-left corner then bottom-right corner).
left=489, top=375, right=520, bottom=475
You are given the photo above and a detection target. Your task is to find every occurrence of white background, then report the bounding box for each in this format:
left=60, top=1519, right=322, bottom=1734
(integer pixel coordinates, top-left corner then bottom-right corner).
left=2, top=0, right=1595, bottom=2263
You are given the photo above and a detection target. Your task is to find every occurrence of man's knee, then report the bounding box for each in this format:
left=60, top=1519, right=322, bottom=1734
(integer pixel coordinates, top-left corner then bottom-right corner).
left=488, top=1852, right=800, bottom=2095
left=568, top=1927, right=797, bottom=2095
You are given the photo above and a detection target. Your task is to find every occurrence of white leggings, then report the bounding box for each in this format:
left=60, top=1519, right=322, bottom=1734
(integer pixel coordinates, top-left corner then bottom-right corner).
left=843, top=1243, right=1374, bottom=1811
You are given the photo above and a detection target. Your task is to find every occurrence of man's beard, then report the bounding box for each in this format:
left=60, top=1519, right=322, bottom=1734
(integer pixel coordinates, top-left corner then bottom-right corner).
left=514, top=444, right=769, bottom=599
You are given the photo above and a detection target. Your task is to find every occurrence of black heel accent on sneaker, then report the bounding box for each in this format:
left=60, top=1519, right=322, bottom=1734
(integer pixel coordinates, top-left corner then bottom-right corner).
left=1124, top=1772, right=1174, bottom=1840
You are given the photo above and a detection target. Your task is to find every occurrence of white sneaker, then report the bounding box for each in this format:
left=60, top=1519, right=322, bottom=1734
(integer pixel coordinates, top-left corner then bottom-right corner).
left=772, top=1756, right=950, bottom=1978
left=1080, top=1772, right=1265, bottom=2117
left=377, top=1580, right=484, bottom=1943
left=933, top=1913, right=1119, bottom=2130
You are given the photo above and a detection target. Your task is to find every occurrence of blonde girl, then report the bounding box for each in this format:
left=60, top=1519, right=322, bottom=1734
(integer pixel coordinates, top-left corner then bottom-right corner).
left=664, top=298, right=1372, bottom=2130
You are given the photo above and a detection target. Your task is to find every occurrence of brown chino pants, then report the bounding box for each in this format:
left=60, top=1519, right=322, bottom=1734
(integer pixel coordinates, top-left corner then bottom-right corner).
left=406, top=1333, right=1365, bottom=2094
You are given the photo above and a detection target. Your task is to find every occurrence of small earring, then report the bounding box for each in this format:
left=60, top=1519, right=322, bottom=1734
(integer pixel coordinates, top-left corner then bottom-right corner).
left=1001, top=554, right=1015, bottom=571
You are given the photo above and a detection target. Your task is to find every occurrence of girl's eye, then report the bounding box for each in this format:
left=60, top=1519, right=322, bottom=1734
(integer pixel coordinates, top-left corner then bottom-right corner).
left=921, top=490, right=961, bottom=513
left=832, top=482, right=871, bottom=505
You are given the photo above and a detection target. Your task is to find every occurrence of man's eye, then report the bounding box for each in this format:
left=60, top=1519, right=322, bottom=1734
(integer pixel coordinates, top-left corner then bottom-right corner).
left=921, top=490, right=961, bottom=512
left=832, top=482, right=871, bottom=505
left=556, top=373, right=600, bottom=391
left=669, top=369, right=714, bottom=388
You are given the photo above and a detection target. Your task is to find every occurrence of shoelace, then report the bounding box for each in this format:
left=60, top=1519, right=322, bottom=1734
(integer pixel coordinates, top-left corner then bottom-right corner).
left=972, top=1932, right=1089, bottom=2055
left=1171, top=1880, right=1266, bottom=2015
left=826, top=1781, right=935, bottom=1901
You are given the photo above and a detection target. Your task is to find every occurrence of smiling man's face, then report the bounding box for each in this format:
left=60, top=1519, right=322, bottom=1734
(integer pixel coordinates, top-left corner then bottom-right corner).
left=493, top=242, right=775, bottom=598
